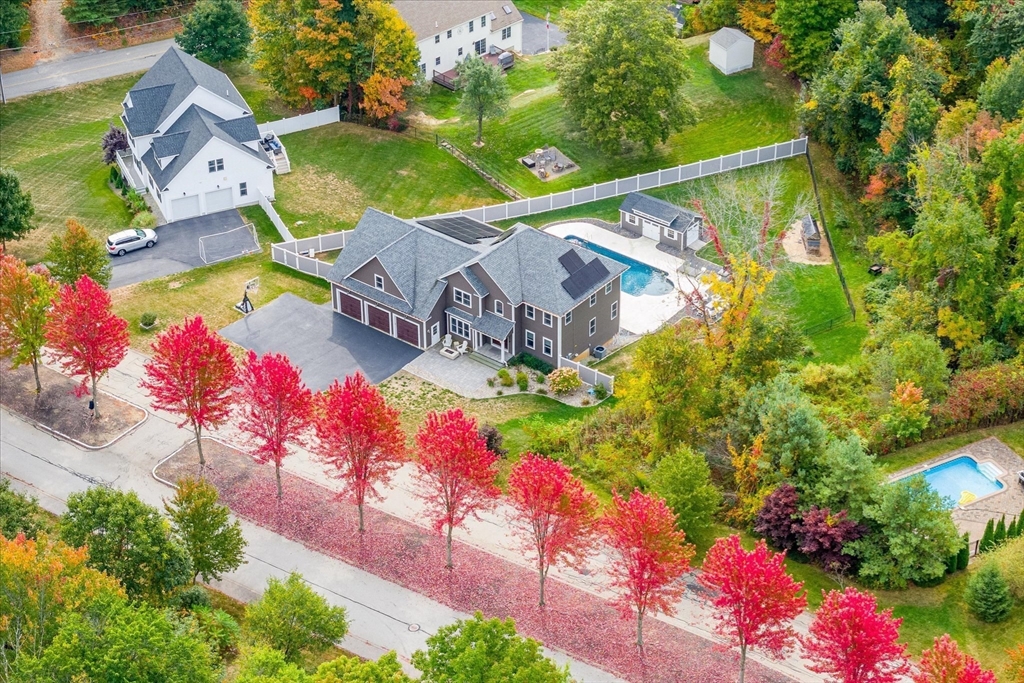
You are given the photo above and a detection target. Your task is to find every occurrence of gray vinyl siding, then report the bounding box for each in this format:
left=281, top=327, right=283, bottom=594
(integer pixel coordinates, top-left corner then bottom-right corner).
left=620, top=210, right=642, bottom=236
left=351, top=258, right=405, bottom=300
left=426, top=293, right=447, bottom=345
left=469, top=263, right=511, bottom=320
left=445, top=271, right=478, bottom=316
left=561, top=276, right=621, bottom=358
left=517, top=303, right=556, bottom=362
left=660, top=226, right=683, bottom=249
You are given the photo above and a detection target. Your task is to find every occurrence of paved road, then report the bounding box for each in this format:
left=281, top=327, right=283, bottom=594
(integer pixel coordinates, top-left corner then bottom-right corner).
left=521, top=12, right=567, bottom=55
left=2, top=38, right=175, bottom=100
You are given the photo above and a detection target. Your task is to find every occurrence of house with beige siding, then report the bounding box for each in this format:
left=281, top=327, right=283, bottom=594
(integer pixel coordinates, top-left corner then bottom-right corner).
left=325, top=209, right=626, bottom=365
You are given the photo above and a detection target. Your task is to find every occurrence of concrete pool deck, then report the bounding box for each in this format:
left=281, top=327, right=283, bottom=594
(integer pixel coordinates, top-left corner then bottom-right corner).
left=544, top=222, right=701, bottom=335
left=888, top=437, right=1024, bottom=549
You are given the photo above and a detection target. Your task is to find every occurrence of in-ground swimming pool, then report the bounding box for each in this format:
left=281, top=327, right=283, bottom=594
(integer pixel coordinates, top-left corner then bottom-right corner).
left=564, top=236, right=675, bottom=296
left=902, top=456, right=1004, bottom=508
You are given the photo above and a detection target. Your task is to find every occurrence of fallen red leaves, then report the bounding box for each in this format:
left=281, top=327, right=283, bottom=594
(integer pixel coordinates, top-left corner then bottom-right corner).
left=200, top=448, right=790, bottom=683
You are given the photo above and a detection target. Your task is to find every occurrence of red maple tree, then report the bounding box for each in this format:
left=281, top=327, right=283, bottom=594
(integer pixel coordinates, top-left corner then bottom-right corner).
left=311, top=372, right=404, bottom=531
left=699, top=535, right=807, bottom=683
left=413, top=409, right=499, bottom=568
left=235, top=351, right=312, bottom=500
left=803, top=587, right=910, bottom=683
left=44, top=275, right=129, bottom=419
left=507, top=453, right=599, bottom=607
left=602, top=488, right=695, bottom=648
left=913, top=634, right=997, bottom=683
left=140, top=316, right=236, bottom=467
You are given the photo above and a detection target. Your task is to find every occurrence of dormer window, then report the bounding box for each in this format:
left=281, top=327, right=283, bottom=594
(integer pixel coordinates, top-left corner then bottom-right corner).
left=454, top=288, right=472, bottom=306
left=374, top=274, right=385, bottom=291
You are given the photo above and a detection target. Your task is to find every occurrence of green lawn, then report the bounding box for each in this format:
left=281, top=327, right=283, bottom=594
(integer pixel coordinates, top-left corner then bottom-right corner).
left=877, top=421, right=1024, bottom=475
left=272, top=123, right=507, bottom=238
left=222, top=61, right=303, bottom=124
left=416, top=53, right=558, bottom=121
left=0, top=75, right=140, bottom=263
left=512, top=0, right=586, bottom=23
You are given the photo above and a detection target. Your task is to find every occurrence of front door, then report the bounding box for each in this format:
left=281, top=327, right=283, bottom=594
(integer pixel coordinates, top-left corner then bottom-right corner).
left=642, top=219, right=661, bottom=241
left=430, top=322, right=440, bottom=346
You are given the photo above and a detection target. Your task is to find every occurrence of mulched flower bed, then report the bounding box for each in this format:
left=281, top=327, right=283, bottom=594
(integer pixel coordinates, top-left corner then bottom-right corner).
left=157, top=441, right=789, bottom=683
left=0, top=364, right=146, bottom=447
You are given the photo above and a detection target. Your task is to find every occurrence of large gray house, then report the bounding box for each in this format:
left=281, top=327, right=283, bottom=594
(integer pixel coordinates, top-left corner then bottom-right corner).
left=326, top=210, right=627, bottom=364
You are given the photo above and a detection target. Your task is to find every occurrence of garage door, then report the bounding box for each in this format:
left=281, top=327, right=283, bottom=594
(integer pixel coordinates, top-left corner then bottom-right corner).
left=204, top=188, right=233, bottom=213
left=171, top=195, right=201, bottom=220
left=395, top=318, right=419, bottom=346
left=337, top=291, right=362, bottom=321
left=367, top=305, right=390, bottom=333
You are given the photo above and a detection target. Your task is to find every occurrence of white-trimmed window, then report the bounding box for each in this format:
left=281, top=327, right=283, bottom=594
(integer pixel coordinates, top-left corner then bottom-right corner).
left=604, top=282, right=612, bottom=295
left=565, top=310, right=572, bottom=324
left=208, top=158, right=224, bottom=172
left=435, top=56, right=441, bottom=66
left=626, top=213, right=638, bottom=225
left=501, top=26, right=511, bottom=40
left=611, top=301, right=618, bottom=320
left=525, top=304, right=535, bottom=320
left=480, top=14, right=487, bottom=26
left=589, top=317, right=597, bottom=336
left=469, top=19, right=474, bottom=31
left=454, top=288, right=472, bottom=306
left=419, top=63, right=426, bottom=75
left=542, top=311, right=552, bottom=327
left=665, top=227, right=678, bottom=240
left=525, top=329, right=535, bottom=349
left=494, top=300, right=504, bottom=316
left=458, top=47, right=464, bottom=56
left=542, top=337, right=553, bottom=356
left=435, top=34, right=440, bottom=43
left=447, top=29, right=452, bottom=38
left=451, top=316, right=470, bottom=338
left=374, top=274, right=385, bottom=291
left=589, top=293, right=597, bottom=307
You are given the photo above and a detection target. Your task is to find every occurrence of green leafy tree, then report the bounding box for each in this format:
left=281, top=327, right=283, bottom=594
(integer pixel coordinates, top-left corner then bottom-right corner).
left=176, top=0, right=252, bottom=65
left=868, top=332, right=950, bottom=403
left=0, top=478, right=43, bottom=540
left=0, top=0, right=29, bottom=48
left=59, top=487, right=192, bottom=601
left=234, top=646, right=311, bottom=683
left=688, top=0, right=739, bottom=33
left=964, top=563, right=1014, bottom=622
left=848, top=476, right=961, bottom=589
left=244, top=573, right=348, bottom=663
left=804, top=435, right=882, bottom=522
left=0, top=254, right=57, bottom=394
left=315, top=651, right=413, bottom=681
left=650, top=445, right=722, bottom=545
left=553, top=0, right=696, bottom=153
left=966, top=0, right=1024, bottom=72
left=0, top=168, right=35, bottom=247
left=44, top=218, right=112, bottom=287
left=61, top=0, right=128, bottom=26
left=412, top=612, right=571, bottom=683
left=164, top=477, right=247, bottom=583
left=979, top=49, right=1024, bottom=119
left=249, top=0, right=319, bottom=107
left=773, top=0, right=856, bottom=78
left=13, top=595, right=217, bottom=682
left=456, top=56, right=511, bottom=146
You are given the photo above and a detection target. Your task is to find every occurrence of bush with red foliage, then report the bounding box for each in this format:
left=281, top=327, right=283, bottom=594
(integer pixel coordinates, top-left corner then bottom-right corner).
left=793, top=506, right=863, bottom=573
left=754, top=484, right=799, bottom=552
left=931, top=364, right=1024, bottom=434
left=803, top=587, right=909, bottom=683
left=913, top=634, right=997, bottom=683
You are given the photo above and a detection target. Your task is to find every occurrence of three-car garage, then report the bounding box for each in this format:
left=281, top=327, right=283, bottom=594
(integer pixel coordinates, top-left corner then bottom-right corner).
left=334, top=286, right=421, bottom=348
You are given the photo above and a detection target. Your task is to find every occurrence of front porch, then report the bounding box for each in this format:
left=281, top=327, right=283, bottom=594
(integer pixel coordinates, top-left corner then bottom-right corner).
left=446, top=307, right=515, bottom=364
left=115, top=149, right=147, bottom=193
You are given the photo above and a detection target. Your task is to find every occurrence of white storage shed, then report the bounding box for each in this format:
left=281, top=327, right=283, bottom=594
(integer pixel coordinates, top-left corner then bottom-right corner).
left=709, top=27, right=755, bottom=75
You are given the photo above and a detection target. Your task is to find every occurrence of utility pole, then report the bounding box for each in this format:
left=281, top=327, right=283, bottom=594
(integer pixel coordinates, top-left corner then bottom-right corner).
left=0, top=63, right=6, bottom=105
left=546, top=9, right=550, bottom=53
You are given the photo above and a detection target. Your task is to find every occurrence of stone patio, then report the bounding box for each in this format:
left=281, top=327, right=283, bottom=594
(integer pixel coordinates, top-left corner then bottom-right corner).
left=519, top=146, right=579, bottom=181
left=889, top=437, right=1024, bottom=549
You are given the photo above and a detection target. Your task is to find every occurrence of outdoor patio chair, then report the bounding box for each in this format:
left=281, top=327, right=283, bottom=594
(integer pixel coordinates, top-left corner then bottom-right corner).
left=442, top=334, right=452, bottom=349
left=456, top=341, right=468, bottom=355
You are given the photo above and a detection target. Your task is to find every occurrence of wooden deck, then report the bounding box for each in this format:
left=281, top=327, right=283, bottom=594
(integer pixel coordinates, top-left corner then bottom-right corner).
left=432, top=53, right=515, bottom=91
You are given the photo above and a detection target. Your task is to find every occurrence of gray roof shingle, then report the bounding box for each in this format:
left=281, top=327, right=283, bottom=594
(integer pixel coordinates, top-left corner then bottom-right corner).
left=124, top=47, right=249, bottom=136
left=620, top=192, right=701, bottom=231
left=392, top=1, right=523, bottom=41
left=446, top=307, right=514, bottom=339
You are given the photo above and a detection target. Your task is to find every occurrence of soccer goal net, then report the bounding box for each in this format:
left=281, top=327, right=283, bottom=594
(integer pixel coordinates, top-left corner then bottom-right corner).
left=198, top=223, right=260, bottom=265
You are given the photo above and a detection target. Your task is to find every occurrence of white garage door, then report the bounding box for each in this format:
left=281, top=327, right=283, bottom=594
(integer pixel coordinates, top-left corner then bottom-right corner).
left=642, top=219, right=661, bottom=241
left=171, top=195, right=201, bottom=220
left=204, top=188, right=233, bottom=214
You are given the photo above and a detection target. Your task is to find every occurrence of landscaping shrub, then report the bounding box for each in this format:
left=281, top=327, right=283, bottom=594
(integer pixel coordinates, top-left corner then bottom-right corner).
left=108, top=165, right=121, bottom=185
left=478, top=423, right=508, bottom=458
left=931, top=363, right=1024, bottom=434
left=964, top=563, right=1014, bottom=623
left=980, top=518, right=996, bottom=553
left=754, top=484, right=799, bottom=552
left=124, top=189, right=148, bottom=215
left=581, top=398, right=590, bottom=405
left=957, top=533, right=970, bottom=571
left=535, top=388, right=547, bottom=395
left=994, top=515, right=1008, bottom=545
left=170, top=585, right=211, bottom=611
left=486, top=377, right=495, bottom=387
left=508, top=352, right=554, bottom=375
left=496, top=390, right=503, bottom=396
left=987, top=536, right=1024, bottom=599
left=190, top=607, right=241, bottom=659
left=516, top=371, right=529, bottom=392
left=535, top=373, right=545, bottom=384
left=548, top=368, right=582, bottom=395
left=593, top=383, right=608, bottom=400
left=140, top=312, right=157, bottom=329
left=497, top=369, right=514, bottom=387
left=130, top=211, right=156, bottom=229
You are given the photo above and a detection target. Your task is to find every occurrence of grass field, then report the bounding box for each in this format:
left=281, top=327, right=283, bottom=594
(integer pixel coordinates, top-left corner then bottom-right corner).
left=0, top=75, right=140, bottom=263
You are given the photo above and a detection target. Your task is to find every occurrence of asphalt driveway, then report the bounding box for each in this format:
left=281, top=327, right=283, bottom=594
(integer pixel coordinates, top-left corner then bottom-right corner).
left=521, top=12, right=567, bottom=55
left=109, top=209, right=249, bottom=289
left=219, top=293, right=422, bottom=389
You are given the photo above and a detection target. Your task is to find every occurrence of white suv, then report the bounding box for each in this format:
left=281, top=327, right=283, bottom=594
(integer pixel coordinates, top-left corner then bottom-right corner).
left=107, top=228, right=157, bottom=256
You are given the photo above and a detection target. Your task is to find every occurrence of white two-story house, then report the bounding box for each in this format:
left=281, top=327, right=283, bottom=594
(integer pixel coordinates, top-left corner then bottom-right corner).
left=393, top=1, right=523, bottom=87
left=116, top=47, right=275, bottom=222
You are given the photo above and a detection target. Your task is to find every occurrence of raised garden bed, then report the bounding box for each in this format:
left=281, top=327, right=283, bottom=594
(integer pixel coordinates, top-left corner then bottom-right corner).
left=0, top=364, right=147, bottom=448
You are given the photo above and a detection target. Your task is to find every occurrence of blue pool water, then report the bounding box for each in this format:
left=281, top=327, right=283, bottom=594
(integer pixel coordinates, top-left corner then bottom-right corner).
left=564, top=236, right=675, bottom=296
left=904, top=456, right=1004, bottom=508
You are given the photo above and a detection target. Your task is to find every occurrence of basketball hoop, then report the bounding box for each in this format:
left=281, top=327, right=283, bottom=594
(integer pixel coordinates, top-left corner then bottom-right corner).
left=235, top=277, right=260, bottom=315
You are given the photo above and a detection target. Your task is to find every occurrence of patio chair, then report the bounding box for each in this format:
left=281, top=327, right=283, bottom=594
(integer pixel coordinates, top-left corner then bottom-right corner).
left=456, top=341, right=468, bottom=355
left=442, top=334, right=452, bottom=349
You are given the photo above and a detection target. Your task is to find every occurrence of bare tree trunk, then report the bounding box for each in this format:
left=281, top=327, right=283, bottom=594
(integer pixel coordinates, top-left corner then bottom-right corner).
left=636, top=610, right=644, bottom=649
left=195, top=424, right=205, bottom=467
left=739, top=643, right=747, bottom=683
left=275, top=463, right=283, bottom=500
left=358, top=502, right=365, bottom=533
left=31, top=357, right=41, bottom=394
left=91, top=375, right=100, bottom=419
left=445, top=524, right=454, bottom=568
left=539, top=565, right=547, bottom=607
left=476, top=113, right=483, bottom=145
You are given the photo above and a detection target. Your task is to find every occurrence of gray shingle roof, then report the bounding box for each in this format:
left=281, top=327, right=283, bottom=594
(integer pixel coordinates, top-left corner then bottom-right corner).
left=619, top=192, right=701, bottom=231
left=802, top=214, right=821, bottom=239
left=392, top=1, right=523, bottom=41
left=140, top=105, right=271, bottom=189
left=446, top=307, right=514, bottom=339
left=710, top=27, right=754, bottom=49
left=124, top=47, right=249, bottom=136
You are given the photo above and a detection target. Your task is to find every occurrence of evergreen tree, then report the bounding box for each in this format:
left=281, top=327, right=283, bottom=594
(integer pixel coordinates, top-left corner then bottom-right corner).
left=979, top=518, right=995, bottom=553
left=1009, top=516, right=1020, bottom=539
left=993, top=515, right=1007, bottom=546
left=964, top=564, right=1014, bottom=623
left=0, top=0, right=29, bottom=48
left=945, top=552, right=958, bottom=575
left=956, top=533, right=970, bottom=571
left=176, top=0, right=252, bottom=65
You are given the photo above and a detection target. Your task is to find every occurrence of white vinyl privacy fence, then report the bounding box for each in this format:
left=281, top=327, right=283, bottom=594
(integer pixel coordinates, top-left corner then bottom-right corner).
left=258, top=190, right=294, bottom=242
left=559, top=357, right=614, bottom=393
left=271, top=231, right=349, bottom=279
left=258, top=106, right=340, bottom=137
left=418, top=138, right=809, bottom=224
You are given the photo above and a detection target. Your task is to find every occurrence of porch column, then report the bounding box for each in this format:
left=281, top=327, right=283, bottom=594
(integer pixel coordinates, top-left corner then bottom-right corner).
left=500, top=340, right=505, bottom=363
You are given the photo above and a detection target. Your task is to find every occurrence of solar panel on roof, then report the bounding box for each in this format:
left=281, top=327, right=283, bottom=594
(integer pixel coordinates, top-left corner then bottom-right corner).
left=558, top=250, right=585, bottom=274
left=419, top=217, right=501, bottom=244
left=560, top=257, right=611, bottom=299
